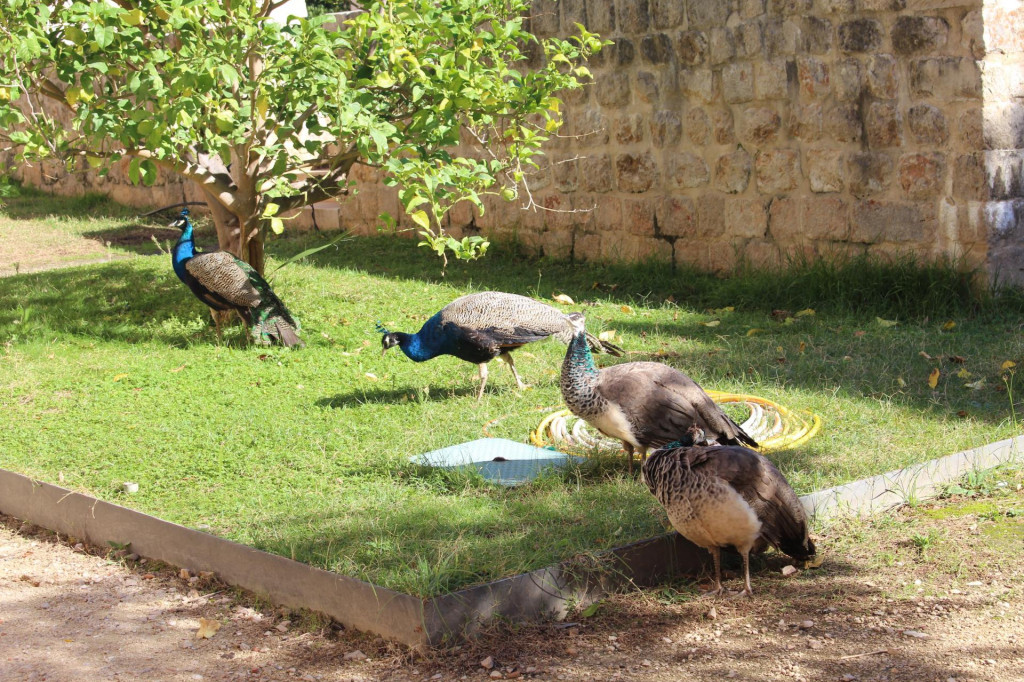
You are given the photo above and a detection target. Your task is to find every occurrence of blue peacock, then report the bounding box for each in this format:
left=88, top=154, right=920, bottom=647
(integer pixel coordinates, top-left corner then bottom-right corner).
left=170, top=209, right=304, bottom=347
left=378, top=291, right=624, bottom=399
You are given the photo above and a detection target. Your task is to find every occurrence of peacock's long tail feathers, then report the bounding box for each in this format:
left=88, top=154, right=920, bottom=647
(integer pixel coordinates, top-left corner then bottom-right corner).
left=235, top=259, right=304, bottom=348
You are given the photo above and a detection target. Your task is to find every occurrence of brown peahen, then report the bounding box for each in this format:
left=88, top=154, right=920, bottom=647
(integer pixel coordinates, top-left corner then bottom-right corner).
left=378, top=291, right=623, bottom=399
left=642, top=428, right=815, bottom=596
left=170, top=209, right=303, bottom=347
left=559, top=315, right=756, bottom=470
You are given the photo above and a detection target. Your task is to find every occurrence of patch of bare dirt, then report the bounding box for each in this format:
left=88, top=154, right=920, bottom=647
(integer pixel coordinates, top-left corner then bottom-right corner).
left=0, top=220, right=117, bottom=276
left=2, top=481, right=1022, bottom=682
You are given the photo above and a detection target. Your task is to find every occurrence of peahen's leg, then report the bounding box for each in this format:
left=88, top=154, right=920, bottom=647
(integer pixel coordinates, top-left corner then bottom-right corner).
left=702, top=546, right=725, bottom=597
left=476, top=362, right=489, bottom=400
left=623, top=442, right=635, bottom=474
left=499, top=351, right=529, bottom=390
left=729, top=548, right=754, bottom=598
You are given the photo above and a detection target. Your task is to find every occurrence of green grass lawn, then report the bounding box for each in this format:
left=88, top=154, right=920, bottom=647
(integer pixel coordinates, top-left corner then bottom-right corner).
left=1, top=189, right=1022, bottom=596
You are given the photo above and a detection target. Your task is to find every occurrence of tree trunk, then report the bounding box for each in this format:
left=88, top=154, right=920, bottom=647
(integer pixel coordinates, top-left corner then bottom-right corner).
left=198, top=185, right=266, bottom=276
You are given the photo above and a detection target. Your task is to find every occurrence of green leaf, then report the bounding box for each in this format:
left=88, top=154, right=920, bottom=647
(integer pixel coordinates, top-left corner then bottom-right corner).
left=127, top=157, right=141, bottom=184
left=374, top=72, right=396, bottom=88
left=269, top=217, right=284, bottom=234
left=409, top=210, right=430, bottom=229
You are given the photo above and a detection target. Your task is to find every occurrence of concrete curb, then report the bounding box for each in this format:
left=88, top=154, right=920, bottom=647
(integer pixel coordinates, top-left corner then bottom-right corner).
left=1, top=435, right=1020, bottom=646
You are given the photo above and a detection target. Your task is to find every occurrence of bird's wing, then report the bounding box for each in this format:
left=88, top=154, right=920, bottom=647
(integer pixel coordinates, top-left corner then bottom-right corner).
left=698, top=446, right=813, bottom=559
left=598, top=363, right=749, bottom=448
left=184, top=252, right=262, bottom=308
left=440, top=292, right=571, bottom=345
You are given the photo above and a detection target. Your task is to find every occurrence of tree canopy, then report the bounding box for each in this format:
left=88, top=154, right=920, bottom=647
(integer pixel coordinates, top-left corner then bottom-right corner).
left=0, top=0, right=602, bottom=271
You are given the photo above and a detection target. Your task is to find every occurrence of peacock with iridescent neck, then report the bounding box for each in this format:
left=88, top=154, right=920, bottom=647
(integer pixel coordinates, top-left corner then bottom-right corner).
left=559, top=315, right=755, bottom=470
left=170, top=209, right=303, bottom=347
left=378, top=291, right=624, bottom=399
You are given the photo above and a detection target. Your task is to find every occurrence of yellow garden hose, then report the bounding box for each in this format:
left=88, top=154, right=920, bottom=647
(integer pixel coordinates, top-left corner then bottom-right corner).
left=525, top=392, right=821, bottom=456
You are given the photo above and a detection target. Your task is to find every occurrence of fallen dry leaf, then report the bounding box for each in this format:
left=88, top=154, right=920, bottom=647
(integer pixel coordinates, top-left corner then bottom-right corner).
left=949, top=355, right=966, bottom=364
left=746, top=328, right=765, bottom=336
left=620, top=305, right=634, bottom=314
left=700, top=320, right=720, bottom=327
left=928, top=368, right=940, bottom=389
left=942, top=320, right=956, bottom=330
left=919, top=350, right=933, bottom=360
left=552, top=293, right=574, bottom=305
left=956, top=367, right=971, bottom=379
left=798, top=341, right=806, bottom=353
left=170, top=364, right=186, bottom=373
left=1003, top=360, right=1017, bottom=370
left=854, top=330, right=866, bottom=337
left=795, top=308, right=816, bottom=317
left=964, top=378, right=987, bottom=390
left=876, top=317, right=898, bottom=328
left=112, top=373, right=129, bottom=382
left=196, top=618, right=221, bottom=639
left=598, top=330, right=618, bottom=342
left=364, top=372, right=378, bottom=381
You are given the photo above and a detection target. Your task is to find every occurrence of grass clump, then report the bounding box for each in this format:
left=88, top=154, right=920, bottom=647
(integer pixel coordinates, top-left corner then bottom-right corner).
left=1, top=191, right=1022, bottom=596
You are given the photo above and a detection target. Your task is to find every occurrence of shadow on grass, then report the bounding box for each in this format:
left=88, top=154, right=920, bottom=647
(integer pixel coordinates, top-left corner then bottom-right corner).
left=316, top=384, right=482, bottom=407
left=0, top=261, right=217, bottom=347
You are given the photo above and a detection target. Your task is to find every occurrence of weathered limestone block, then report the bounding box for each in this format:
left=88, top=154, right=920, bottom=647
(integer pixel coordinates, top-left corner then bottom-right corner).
left=820, top=0, right=854, bottom=12
left=961, top=9, right=985, bottom=59
left=736, top=19, right=765, bottom=58
left=623, top=197, right=657, bottom=236
left=597, top=72, right=632, bottom=107
left=756, top=149, right=801, bottom=193
left=801, top=17, right=832, bottom=54
left=958, top=109, right=983, bottom=148
left=897, top=153, right=946, bottom=199
left=741, top=0, right=766, bottom=19
left=910, top=58, right=982, bottom=99
left=553, top=154, right=580, bottom=193
left=615, top=152, right=660, bottom=193
left=907, top=104, right=949, bottom=145
left=825, top=103, right=863, bottom=143
left=689, top=0, right=737, bottom=30
left=657, top=194, right=697, bottom=237
left=725, top=198, right=770, bottom=239
left=651, top=110, right=683, bottom=147
left=652, top=0, right=685, bottom=29
left=574, top=232, right=602, bottom=261
left=561, top=0, right=588, bottom=31
left=739, top=106, right=782, bottom=145
left=764, top=16, right=802, bottom=56
left=952, top=153, right=989, bottom=201
left=574, top=110, right=609, bottom=147
left=523, top=156, right=552, bottom=191
left=986, top=150, right=1024, bottom=201
left=865, top=101, right=903, bottom=148
left=723, top=62, right=756, bottom=103
left=984, top=102, right=1024, bottom=150
left=847, top=151, right=894, bottom=196
left=797, top=56, right=830, bottom=98
left=641, top=33, right=674, bottom=64
left=892, top=16, right=949, bottom=55
left=584, top=0, right=615, bottom=33
left=856, top=0, right=906, bottom=10
left=616, top=0, right=650, bottom=33
left=767, top=196, right=801, bottom=242
left=772, top=0, right=812, bottom=14
left=539, top=229, right=574, bottom=260
left=580, top=154, right=614, bottom=193
left=851, top=200, right=935, bottom=244
left=676, top=30, right=709, bottom=66
left=696, top=194, right=727, bottom=238
left=686, top=108, right=712, bottom=145
left=709, top=27, right=738, bottom=65
left=667, top=152, right=711, bottom=188
left=594, top=195, right=624, bottom=232
left=615, top=113, right=646, bottom=144
left=711, top=108, right=736, bottom=144
left=832, top=58, right=861, bottom=102
left=803, top=196, right=851, bottom=240
left=715, top=149, right=754, bottom=193
left=636, top=71, right=660, bottom=103
left=866, top=54, right=898, bottom=99
left=683, top=68, right=716, bottom=104
left=838, top=19, right=882, bottom=53
left=984, top=3, right=1024, bottom=53
left=530, top=0, right=559, bottom=37
left=788, top=102, right=823, bottom=142
left=755, top=59, right=789, bottom=100
left=806, top=149, right=845, bottom=193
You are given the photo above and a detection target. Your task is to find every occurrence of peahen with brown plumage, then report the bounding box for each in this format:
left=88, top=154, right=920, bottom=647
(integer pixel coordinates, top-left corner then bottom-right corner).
left=170, top=209, right=303, bottom=347
left=559, top=315, right=756, bottom=471
left=378, top=291, right=624, bottom=399
left=642, top=427, right=815, bottom=596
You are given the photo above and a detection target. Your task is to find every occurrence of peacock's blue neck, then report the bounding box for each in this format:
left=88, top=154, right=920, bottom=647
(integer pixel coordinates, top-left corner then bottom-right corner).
left=396, top=332, right=437, bottom=362
left=560, top=330, right=602, bottom=414
left=566, top=330, right=599, bottom=378
left=171, top=220, right=195, bottom=281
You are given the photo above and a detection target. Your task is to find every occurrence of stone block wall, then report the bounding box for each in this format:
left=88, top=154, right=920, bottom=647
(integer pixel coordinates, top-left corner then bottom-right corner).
left=8, top=0, right=1024, bottom=285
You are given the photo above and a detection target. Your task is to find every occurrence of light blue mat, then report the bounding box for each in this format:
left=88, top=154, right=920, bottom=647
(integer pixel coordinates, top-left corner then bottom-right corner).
left=411, top=438, right=585, bottom=486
